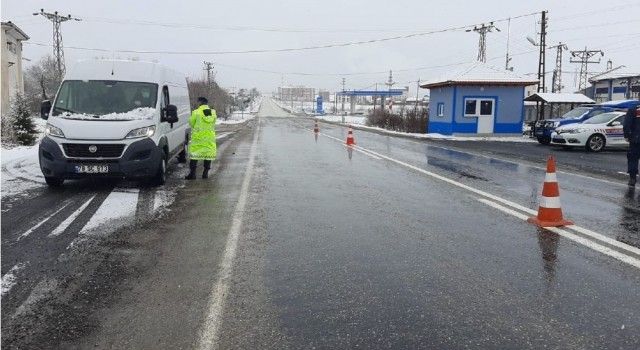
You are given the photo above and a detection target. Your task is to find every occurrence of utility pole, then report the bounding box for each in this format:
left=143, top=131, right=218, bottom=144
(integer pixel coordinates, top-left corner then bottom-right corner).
left=384, top=70, right=395, bottom=110
left=415, top=79, right=421, bottom=112
left=527, top=11, right=547, bottom=122
left=504, top=18, right=513, bottom=71
left=33, top=9, right=81, bottom=78
left=203, top=61, right=214, bottom=87
left=341, top=77, right=346, bottom=112
left=466, top=22, right=500, bottom=63
left=570, top=47, right=604, bottom=91
left=536, top=11, right=547, bottom=94
left=551, top=43, right=568, bottom=93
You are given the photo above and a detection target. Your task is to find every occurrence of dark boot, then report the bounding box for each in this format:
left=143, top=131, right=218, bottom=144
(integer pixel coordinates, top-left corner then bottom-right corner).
left=202, top=160, right=211, bottom=179
left=629, top=175, right=637, bottom=187
left=185, top=160, right=197, bottom=180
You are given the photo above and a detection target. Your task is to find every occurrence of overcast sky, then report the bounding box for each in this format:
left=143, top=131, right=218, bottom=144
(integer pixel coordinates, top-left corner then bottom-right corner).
left=3, top=0, right=640, bottom=95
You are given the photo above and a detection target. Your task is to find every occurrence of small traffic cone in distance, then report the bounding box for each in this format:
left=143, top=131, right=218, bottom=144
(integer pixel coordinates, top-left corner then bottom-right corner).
left=346, top=126, right=356, bottom=145
left=527, top=156, right=573, bottom=227
left=314, top=120, right=319, bottom=133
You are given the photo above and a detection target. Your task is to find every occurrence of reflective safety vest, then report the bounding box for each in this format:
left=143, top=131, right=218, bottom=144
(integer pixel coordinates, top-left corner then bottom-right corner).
left=188, top=104, right=217, bottom=160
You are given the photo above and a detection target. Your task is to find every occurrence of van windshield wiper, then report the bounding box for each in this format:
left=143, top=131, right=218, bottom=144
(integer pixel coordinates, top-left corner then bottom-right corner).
left=53, top=106, right=76, bottom=115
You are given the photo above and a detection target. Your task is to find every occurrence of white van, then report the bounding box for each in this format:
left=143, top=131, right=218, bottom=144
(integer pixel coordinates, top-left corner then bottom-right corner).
left=39, top=60, right=190, bottom=187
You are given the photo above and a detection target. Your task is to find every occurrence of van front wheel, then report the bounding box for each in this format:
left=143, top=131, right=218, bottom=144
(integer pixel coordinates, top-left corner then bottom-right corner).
left=150, top=153, right=167, bottom=186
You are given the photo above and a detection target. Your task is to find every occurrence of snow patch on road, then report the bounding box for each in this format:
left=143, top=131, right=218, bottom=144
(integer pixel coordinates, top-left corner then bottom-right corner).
left=80, top=189, right=139, bottom=235
left=1, top=263, right=27, bottom=296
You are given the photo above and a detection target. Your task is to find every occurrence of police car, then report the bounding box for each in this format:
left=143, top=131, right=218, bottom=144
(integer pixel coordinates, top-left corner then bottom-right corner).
left=550, top=111, right=627, bottom=152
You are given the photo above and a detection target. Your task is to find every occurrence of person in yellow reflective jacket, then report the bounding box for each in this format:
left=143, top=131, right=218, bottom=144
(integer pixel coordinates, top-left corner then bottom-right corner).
left=186, top=97, right=217, bottom=179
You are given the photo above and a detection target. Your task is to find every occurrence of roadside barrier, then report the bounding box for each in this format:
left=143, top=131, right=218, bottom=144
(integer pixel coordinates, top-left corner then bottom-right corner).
left=528, top=156, right=573, bottom=227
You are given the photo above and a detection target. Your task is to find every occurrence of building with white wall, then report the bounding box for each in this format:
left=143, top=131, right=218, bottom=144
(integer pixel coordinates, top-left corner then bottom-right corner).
left=1, top=21, right=29, bottom=115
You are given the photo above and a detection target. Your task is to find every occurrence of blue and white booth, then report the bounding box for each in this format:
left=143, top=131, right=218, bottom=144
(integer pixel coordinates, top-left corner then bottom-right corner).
left=421, top=65, right=538, bottom=135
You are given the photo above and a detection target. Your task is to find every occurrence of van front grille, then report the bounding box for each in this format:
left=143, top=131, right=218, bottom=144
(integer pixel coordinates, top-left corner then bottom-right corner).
left=62, top=143, right=125, bottom=158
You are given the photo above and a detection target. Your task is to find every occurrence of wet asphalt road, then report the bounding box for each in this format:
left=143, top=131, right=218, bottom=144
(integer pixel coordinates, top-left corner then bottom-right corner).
left=2, top=99, right=640, bottom=349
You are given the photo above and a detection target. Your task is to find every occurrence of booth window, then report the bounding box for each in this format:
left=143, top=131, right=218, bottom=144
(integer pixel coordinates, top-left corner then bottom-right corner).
left=437, top=103, right=445, bottom=117
left=464, top=98, right=495, bottom=117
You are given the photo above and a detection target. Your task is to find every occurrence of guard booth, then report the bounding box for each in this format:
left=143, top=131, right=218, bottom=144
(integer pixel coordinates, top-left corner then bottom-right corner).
left=336, top=89, right=404, bottom=114
left=420, top=64, right=538, bottom=135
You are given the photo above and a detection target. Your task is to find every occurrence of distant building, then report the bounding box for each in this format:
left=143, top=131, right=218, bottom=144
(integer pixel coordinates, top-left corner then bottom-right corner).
left=278, top=86, right=316, bottom=102
left=1, top=21, right=29, bottom=114
left=586, top=66, right=640, bottom=103
left=420, top=64, right=538, bottom=135
left=317, top=89, right=331, bottom=102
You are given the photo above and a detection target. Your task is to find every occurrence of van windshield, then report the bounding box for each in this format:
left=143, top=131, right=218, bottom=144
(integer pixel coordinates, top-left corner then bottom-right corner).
left=53, top=80, right=158, bottom=119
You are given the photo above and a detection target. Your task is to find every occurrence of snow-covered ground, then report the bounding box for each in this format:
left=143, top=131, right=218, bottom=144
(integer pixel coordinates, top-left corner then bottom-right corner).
left=316, top=115, right=367, bottom=125
left=350, top=124, right=534, bottom=142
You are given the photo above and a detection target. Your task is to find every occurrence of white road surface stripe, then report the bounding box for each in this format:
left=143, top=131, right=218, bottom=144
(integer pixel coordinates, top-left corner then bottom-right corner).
left=477, top=198, right=640, bottom=269
left=197, top=120, right=260, bottom=350
left=17, top=202, right=71, bottom=241
left=1, top=262, right=27, bottom=296
left=310, top=126, right=640, bottom=267
left=48, top=195, right=95, bottom=237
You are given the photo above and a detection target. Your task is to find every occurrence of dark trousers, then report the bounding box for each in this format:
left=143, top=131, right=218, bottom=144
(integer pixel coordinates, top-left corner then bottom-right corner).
left=189, top=159, right=211, bottom=171
left=628, top=142, right=640, bottom=177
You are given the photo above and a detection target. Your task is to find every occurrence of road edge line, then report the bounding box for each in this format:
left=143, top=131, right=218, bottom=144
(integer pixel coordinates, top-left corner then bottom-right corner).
left=196, top=119, right=260, bottom=350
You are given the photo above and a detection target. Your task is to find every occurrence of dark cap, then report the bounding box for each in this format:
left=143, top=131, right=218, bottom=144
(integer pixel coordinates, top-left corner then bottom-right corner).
left=197, top=97, right=208, bottom=105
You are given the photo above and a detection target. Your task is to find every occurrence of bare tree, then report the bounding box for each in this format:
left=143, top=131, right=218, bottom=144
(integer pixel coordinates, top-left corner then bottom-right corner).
left=23, top=55, right=62, bottom=113
left=187, top=78, right=231, bottom=118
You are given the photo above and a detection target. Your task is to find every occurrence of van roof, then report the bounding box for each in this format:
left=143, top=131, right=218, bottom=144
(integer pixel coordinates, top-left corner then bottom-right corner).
left=65, top=59, right=186, bottom=87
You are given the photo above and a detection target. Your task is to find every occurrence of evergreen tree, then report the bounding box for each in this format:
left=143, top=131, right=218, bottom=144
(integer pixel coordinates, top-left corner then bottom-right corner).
left=10, top=93, right=38, bottom=146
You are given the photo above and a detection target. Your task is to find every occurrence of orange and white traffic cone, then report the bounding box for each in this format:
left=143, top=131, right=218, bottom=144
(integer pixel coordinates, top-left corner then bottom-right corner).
left=314, top=120, right=319, bottom=133
left=346, top=126, right=356, bottom=145
left=527, top=156, right=573, bottom=227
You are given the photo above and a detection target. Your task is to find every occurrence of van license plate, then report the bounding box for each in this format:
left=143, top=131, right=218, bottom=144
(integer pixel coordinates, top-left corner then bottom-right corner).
left=75, top=165, right=109, bottom=174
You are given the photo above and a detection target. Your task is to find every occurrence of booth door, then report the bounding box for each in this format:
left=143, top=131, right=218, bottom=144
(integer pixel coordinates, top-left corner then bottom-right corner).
left=476, top=99, right=495, bottom=134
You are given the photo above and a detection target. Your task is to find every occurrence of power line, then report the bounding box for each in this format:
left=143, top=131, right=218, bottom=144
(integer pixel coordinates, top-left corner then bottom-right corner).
left=570, top=47, right=604, bottom=91
left=32, top=9, right=81, bottom=77
left=466, top=22, right=500, bottom=63
left=23, top=12, right=539, bottom=56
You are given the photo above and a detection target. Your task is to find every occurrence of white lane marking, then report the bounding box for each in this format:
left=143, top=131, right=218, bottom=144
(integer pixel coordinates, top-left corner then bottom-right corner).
left=1, top=262, right=27, bottom=296
left=313, top=129, right=640, bottom=265
left=310, top=129, right=382, bottom=160
left=319, top=121, right=628, bottom=187
left=79, top=189, right=139, bottom=235
left=17, top=202, right=71, bottom=241
left=48, top=195, right=95, bottom=237
left=618, top=171, right=628, bottom=175
left=197, top=121, right=260, bottom=350
left=477, top=198, right=640, bottom=269
left=13, top=278, right=59, bottom=317
left=565, top=225, right=640, bottom=257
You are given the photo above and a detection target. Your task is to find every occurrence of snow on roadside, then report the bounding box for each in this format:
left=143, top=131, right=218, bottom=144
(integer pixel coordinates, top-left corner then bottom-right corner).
left=217, top=111, right=254, bottom=125
left=316, top=115, right=367, bottom=125
left=1, top=118, right=48, bottom=198
left=327, top=123, right=534, bottom=143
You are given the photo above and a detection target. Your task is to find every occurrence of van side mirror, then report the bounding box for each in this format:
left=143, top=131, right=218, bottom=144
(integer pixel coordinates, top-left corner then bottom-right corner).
left=162, top=104, right=179, bottom=126
left=609, top=121, right=622, bottom=127
left=40, top=100, right=52, bottom=120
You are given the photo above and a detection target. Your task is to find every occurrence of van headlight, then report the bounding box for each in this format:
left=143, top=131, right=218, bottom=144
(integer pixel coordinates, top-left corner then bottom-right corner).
left=45, top=124, right=65, bottom=138
left=125, top=126, right=155, bottom=139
